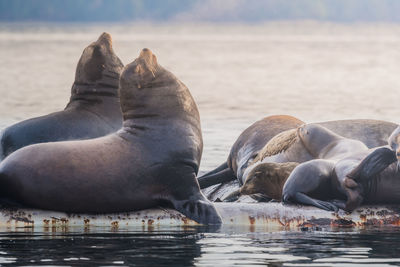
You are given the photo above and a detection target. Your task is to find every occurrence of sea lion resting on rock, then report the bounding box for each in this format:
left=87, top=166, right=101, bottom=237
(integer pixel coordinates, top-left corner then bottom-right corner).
left=232, top=162, right=299, bottom=202
left=316, top=125, right=400, bottom=212
left=224, top=124, right=368, bottom=204
left=240, top=123, right=368, bottom=185
left=234, top=124, right=400, bottom=213
left=282, top=145, right=400, bottom=212
left=199, top=117, right=397, bottom=201
left=0, top=49, right=221, bottom=225
left=275, top=125, right=400, bottom=212
left=0, top=32, right=123, bottom=160
left=198, top=115, right=305, bottom=189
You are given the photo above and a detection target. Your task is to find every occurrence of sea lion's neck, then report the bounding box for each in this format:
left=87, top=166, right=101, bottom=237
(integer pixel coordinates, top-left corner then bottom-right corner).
left=120, top=76, right=199, bottom=136
left=69, top=65, right=121, bottom=101
left=119, top=105, right=192, bottom=138
left=66, top=82, right=119, bottom=105
left=71, top=82, right=119, bottom=98
left=65, top=83, right=122, bottom=123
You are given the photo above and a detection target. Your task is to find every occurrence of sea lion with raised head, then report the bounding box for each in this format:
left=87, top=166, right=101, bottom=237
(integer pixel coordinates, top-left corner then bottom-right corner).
left=0, top=32, right=123, bottom=160
left=0, top=49, right=221, bottom=225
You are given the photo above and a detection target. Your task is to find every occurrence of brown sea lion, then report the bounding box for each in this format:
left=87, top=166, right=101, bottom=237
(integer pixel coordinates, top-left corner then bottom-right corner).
left=0, top=32, right=123, bottom=160
left=0, top=48, right=221, bottom=225
left=198, top=115, right=304, bottom=189
left=223, top=162, right=299, bottom=202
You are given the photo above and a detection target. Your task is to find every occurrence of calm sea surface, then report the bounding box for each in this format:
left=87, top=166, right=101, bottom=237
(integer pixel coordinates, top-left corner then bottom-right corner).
left=1, top=22, right=400, bottom=266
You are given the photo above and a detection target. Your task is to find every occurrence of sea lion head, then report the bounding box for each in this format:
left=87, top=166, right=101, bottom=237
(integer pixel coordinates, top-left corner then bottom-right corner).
left=119, top=48, right=162, bottom=118
left=74, top=32, right=123, bottom=90
left=241, top=162, right=299, bottom=200
left=298, top=124, right=339, bottom=157
left=342, top=177, right=364, bottom=212
left=119, top=48, right=194, bottom=122
left=121, top=48, right=160, bottom=90
left=388, top=126, right=400, bottom=164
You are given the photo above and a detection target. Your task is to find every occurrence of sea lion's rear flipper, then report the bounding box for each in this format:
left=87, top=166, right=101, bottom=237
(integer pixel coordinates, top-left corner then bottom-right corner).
left=173, top=195, right=222, bottom=225
left=291, top=192, right=339, bottom=212
left=198, top=168, right=236, bottom=189
left=199, top=162, right=228, bottom=177
left=348, top=147, right=397, bottom=182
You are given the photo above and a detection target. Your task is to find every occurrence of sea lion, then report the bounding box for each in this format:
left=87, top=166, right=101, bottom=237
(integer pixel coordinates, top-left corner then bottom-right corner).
left=318, top=125, right=400, bottom=211
left=199, top=118, right=396, bottom=193
left=241, top=124, right=368, bottom=181
left=0, top=49, right=221, bottom=225
left=198, top=115, right=304, bottom=188
left=282, top=145, right=400, bottom=212
left=0, top=32, right=123, bottom=160
left=281, top=125, right=400, bottom=211
left=224, top=124, right=368, bottom=202
left=223, top=162, right=299, bottom=202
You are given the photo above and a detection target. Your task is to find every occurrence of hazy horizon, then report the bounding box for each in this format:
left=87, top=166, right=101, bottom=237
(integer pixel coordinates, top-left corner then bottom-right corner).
left=2, top=0, right=400, bottom=23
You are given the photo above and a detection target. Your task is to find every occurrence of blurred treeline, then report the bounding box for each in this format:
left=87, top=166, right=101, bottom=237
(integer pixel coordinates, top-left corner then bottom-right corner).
left=1, top=0, right=400, bottom=22
left=0, top=0, right=196, bottom=21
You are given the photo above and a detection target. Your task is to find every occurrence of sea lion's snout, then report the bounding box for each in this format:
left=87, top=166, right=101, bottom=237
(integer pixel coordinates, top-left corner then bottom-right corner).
left=136, top=48, right=158, bottom=76
left=297, top=125, right=309, bottom=139
left=90, top=32, right=113, bottom=58
left=125, top=48, right=159, bottom=89
left=97, top=32, right=112, bottom=44
left=74, top=32, right=123, bottom=86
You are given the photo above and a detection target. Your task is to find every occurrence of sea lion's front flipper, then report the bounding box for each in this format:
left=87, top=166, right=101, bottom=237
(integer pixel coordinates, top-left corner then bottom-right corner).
left=198, top=168, right=236, bottom=189
left=173, top=195, right=222, bottom=225
left=329, top=199, right=347, bottom=210
left=292, top=192, right=339, bottom=212
left=348, top=147, right=397, bottom=182
left=222, top=189, right=241, bottom=202
left=250, top=194, right=272, bottom=202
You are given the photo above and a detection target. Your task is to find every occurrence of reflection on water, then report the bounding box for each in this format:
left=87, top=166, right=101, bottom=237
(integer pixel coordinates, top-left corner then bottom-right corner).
left=0, top=227, right=400, bottom=266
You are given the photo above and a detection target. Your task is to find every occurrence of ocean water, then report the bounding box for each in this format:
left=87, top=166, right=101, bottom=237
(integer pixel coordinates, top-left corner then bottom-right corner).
left=1, top=227, right=400, bottom=266
left=1, top=22, right=400, bottom=265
